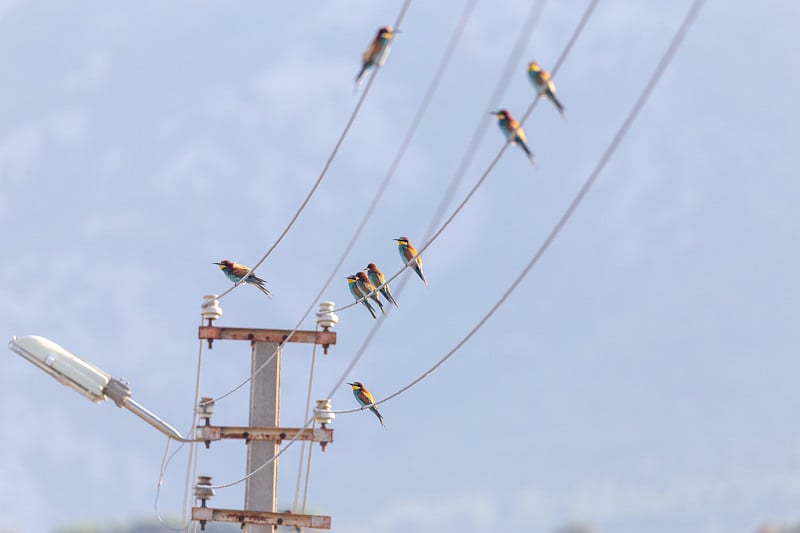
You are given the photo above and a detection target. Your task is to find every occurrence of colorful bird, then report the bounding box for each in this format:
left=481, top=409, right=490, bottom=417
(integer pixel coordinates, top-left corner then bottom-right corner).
left=213, top=260, right=271, bottom=298
left=366, top=262, right=398, bottom=307
left=394, top=236, right=427, bottom=286
left=528, top=61, right=564, bottom=116
left=355, top=271, right=385, bottom=314
left=355, top=26, right=394, bottom=90
left=347, top=381, right=385, bottom=427
left=491, top=109, right=534, bottom=164
left=346, top=274, right=377, bottom=319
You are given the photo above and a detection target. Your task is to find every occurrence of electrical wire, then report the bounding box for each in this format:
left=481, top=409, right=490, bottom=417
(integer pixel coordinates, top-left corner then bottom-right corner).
left=209, top=432, right=305, bottom=489
left=329, top=0, right=708, bottom=415
left=301, top=422, right=316, bottom=515
left=292, top=444, right=308, bottom=513
left=211, top=0, right=414, bottom=303
left=154, top=329, right=208, bottom=530
left=292, top=327, right=320, bottom=513
left=180, top=338, right=205, bottom=529
left=155, top=438, right=190, bottom=531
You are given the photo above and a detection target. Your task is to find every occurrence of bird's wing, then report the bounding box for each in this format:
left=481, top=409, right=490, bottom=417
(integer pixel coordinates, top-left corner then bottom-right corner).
left=357, top=389, right=375, bottom=406
left=513, top=123, right=527, bottom=144
left=229, top=265, right=251, bottom=278
left=362, top=41, right=378, bottom=64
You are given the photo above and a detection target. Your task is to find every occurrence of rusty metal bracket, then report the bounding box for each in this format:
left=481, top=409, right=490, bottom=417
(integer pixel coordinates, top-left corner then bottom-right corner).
left=195, top=425, right=333, bottom=448
left=192, top=507, right=330, bottom=530
left=198, top=326, right=336, bottom=349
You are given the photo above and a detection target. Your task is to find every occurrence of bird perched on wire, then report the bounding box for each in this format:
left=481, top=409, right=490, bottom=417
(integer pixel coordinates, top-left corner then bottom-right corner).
left=394, top=236, right=427, bottom=286
left=346, top=275, right=377, bottom=319
left=355, top=271, right=385, bottom=314
left=355, top=26, right=394, bottom=90
left=491, top=109, right=534, bottom=165
left=528, top=60, right=564, bottom=116
left=347, top=381, right=385, bottom=427
left=366, top=262, right=398, bottom=307
left=213, top=260, right=271, bottom=298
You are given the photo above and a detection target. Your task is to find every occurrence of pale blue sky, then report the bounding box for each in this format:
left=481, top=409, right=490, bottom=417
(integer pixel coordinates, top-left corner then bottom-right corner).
left=1, top=1, right=799, bottom=532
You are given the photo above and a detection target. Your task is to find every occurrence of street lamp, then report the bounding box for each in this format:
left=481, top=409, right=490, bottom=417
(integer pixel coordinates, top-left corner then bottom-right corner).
left=8, top=335, right=192, bottom=442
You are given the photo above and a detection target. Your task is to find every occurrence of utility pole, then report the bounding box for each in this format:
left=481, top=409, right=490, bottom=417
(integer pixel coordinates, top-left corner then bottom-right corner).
left=245, top=339, right=280, bottom=533
left=193, top=297, right=338, bottom=532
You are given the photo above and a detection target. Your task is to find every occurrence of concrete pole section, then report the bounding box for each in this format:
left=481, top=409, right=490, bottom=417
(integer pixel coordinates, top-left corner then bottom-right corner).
left=244, top=341, right=280, bottom=533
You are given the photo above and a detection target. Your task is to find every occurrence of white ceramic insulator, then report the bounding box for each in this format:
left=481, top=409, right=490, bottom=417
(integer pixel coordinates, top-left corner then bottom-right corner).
left=316, top=301, right=338, bottom=329
left=194, top=476, right=215, bottom=500
left=314, top=399, right=335, bottom=426
left=201, top=294, right=223, bottom=322
left=197, top=397, right=215, bottom=419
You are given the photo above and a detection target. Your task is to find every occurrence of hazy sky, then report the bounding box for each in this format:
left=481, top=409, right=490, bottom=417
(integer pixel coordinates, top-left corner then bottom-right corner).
left=2, top=1, right=799, bottom=532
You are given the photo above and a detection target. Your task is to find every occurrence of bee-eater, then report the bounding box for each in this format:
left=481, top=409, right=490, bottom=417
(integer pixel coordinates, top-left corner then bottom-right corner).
left=347, top=381, right=385, bottom=427
left=355, top=271, right=385, bottom=314
left=394, top=236, right=427, bottom=286
left=346, top=275, right=377, bottom=319
left=491, top=109, right=534, bottom=165
left=528, top=61, right=564, bottom=116
left=366, top=262, right=398, bottom=307
left=355, top=26, right=394, bottom=90
left=213, top=260, right=271, bottom=298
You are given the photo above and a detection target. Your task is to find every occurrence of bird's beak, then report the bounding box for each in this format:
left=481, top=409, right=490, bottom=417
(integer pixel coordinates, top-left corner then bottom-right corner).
left=212, top=262, right=222, bottom=265
left=346, top=382, right=354, bottom=386
left=489, top=111, right=499, bottom=116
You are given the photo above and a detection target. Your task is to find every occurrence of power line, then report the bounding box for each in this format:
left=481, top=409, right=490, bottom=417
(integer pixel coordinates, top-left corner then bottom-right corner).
left=154, top=336, right=207, bottom=530
left=155, top=438, right=192, bottom=532
left=552, top=0, right=598, bottom=74
left=180, top=337, right=205, bottom=530
left=331, top=0, right=707, bottom=415
left=209, top=430, right=305, bottom=489
left=211, top=0, right=415, bottom=303
left=292, top=327, right=321, bottom=514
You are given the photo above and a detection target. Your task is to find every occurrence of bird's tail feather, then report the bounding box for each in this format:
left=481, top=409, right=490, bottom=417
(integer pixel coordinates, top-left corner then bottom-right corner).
left=256, top=284, right=272, bottom=299
left=519, top=141, right=535, bottom=166
left=417, top=268, right=429, bottom=287
left=382, top=289, right=399, bottom=307
left=373, top=409, right=386, bottom=427
left=363, top=300, right=377, bottom=319
left=354, top=66, right=368, bottom=91
left=550, top=93, right=565, bottom=116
